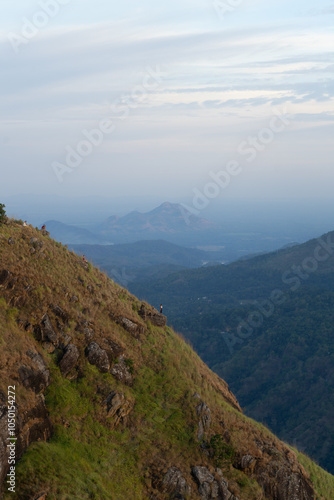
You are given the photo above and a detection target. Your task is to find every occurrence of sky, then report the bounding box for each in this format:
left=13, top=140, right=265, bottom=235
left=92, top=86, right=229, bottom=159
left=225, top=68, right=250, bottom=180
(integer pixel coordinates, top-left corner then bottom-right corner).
left=0, top=0, right=333, bottom=219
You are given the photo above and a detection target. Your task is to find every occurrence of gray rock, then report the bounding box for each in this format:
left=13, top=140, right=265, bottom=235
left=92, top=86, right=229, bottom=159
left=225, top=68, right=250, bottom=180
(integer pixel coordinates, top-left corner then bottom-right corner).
left=192, top=466, right=237, bottom=500
left=70, top=295, right=79, bottom=303
left=50, top=304, right=69, bottom=323
left=7, top=237, right=15, bottom=245
left=18, top=350, right=50, bottom=393
left=41, top=314, right=59, bottom=346
left=103, top=391, right=134, bottom=428
left=138, top=305, right=167, bottom=327
left=196, top=401, right=211, bottom=441
left=163, top=466, right=191, bottom=498
left=85, top=342, right=110, bottom=373
left=59, top=344, right=80, bottom=376
left=83, top=327, right=95, bottom=343
left=110, top=356, right=133, bottom=386
left=119, top=317, right=144, bottom=338
left=240, top=454, right=254, bottom=471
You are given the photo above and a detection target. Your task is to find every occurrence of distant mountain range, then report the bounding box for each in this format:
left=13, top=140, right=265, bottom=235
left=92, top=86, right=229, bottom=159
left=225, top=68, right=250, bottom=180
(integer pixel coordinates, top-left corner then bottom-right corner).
left=100, top=201, right=215, bottom=236
left=45, top=202, right=218, bottom=246
left=130, top=230, right=334, bottom=473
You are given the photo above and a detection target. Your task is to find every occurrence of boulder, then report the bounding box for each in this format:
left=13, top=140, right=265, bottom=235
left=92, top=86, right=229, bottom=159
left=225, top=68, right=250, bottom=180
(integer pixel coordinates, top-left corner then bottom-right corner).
left=85, top=343, right=110, bottom=373
left=240, top=454, right=255, bottom=473
left=192, top=466, right=238, bottom=500
left=119, top=317, right=145, bottom=338
left=162, top=466, right=192, bottom=499
left=103, top=391, right=134, bottom=428
left=40, top=314, right=59, bottom=346
left=110, top=356, right=133, bottom=386
left=59, top=344, right=80, bottom=376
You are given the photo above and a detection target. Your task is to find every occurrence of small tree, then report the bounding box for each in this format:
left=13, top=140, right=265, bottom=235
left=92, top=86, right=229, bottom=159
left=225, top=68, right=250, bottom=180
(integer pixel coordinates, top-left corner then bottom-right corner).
left=0, top=204, right=6, bottom=224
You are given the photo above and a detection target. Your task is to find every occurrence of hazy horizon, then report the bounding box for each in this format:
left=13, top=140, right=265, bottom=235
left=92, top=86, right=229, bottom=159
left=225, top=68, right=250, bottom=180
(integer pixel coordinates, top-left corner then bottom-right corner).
left=1, top=0, right=333, bottom=210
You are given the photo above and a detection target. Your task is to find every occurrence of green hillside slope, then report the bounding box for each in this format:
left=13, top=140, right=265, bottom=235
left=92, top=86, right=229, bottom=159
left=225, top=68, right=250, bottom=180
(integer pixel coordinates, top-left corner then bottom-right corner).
left=0, top=219, right=333, bottom=499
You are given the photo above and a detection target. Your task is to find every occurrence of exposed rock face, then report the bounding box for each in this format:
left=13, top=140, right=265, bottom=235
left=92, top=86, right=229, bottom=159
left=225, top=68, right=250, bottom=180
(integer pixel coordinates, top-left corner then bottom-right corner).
left=18, top=351, right=50, bottom=394
left=162, top=466, right=192, bottom=499
left=50, top=304, right=69, bottom=323
left=103, top=391, right=134, bottom=428
left=110, top=356, right=133, bottom=386
left=196, top=401, right=212, bottom=441
left=119, top=317, right=145, bottom=338
left=40, top=314, right=59, bottom=347
left=59, top=344, right=80, bottom=376
left=240, top=440, right=315, bottom=500
left=138, top=305, right=167, bottom=327
left=85, top=343, right=110, bottom=373
left=257, top=459, right=315, bottom=500
left=192, top=466, right=238, bottom=500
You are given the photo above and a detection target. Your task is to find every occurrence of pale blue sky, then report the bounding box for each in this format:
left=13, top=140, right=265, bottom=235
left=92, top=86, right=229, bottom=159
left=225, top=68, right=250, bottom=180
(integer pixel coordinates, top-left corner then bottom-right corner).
left=0, top=0, right=333, bottom=209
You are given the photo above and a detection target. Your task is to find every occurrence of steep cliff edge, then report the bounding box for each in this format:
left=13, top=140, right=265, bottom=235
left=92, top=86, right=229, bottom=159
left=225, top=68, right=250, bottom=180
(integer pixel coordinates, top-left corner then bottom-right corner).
left=0, top=220, right=333, bottom=499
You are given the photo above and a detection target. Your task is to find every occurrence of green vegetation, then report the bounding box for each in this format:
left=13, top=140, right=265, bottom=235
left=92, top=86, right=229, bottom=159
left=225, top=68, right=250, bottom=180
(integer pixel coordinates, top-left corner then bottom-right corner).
left=209, top=434, right=236, bottom=468
left=0, top=203, right=6, bottom=224
left=130, top=233, right=334, bottom=474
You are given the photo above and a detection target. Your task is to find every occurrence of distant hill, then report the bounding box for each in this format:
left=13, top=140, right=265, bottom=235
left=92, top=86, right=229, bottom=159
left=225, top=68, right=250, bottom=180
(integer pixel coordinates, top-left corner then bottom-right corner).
left=130, top=231, right=334, bottom=473
left=70, top=240, right=212, bottom=286
left=97, top=202, right=218, bottom=245
left=44, top=220, right=105, bottom=245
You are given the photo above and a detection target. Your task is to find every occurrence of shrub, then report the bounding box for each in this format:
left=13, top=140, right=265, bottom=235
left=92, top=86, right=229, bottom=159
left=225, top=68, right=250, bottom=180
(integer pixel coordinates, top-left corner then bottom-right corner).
left=209, top=434, right=235, bottom=467
left=0, top=203, right=6, bottom=224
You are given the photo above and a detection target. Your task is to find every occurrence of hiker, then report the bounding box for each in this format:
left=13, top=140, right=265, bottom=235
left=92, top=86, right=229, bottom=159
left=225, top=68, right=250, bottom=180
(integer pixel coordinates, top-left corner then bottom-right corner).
left=160, top=304, right=163, bottom=314
left=23, top=221, right=28, bottom=227
left=41, top=224, right=46, bottom=231
left=83, top=255, right=88, bottom=263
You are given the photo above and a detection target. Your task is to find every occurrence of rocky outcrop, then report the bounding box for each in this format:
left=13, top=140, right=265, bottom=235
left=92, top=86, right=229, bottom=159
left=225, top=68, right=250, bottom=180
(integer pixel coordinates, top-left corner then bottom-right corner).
left=195, top=399, right=212, bottom=441
left=38, top=314, right=60, bottom=347
left=191, top=466, right=238, bottom=500
left=85, top=342, right=110, bottom=373
left=238, top=441, right=315, bottom=500
left=138, top=305, right=167, bottom=327
left=18, top=351, right=50, bottom=394
left=110, top=356, right=133, bottom=386
left=118, top=317, right=145, bottom=339
left=162, top=466, right=192, bottom=498
left=103, top=391, right=134, bottom=428
left=59, top=344, right=80, bottom=376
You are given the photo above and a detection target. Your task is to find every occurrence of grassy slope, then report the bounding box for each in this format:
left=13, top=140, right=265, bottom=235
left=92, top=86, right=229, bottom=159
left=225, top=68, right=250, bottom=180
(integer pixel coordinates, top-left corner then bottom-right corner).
left=0, top=220, right=333, bottom=499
